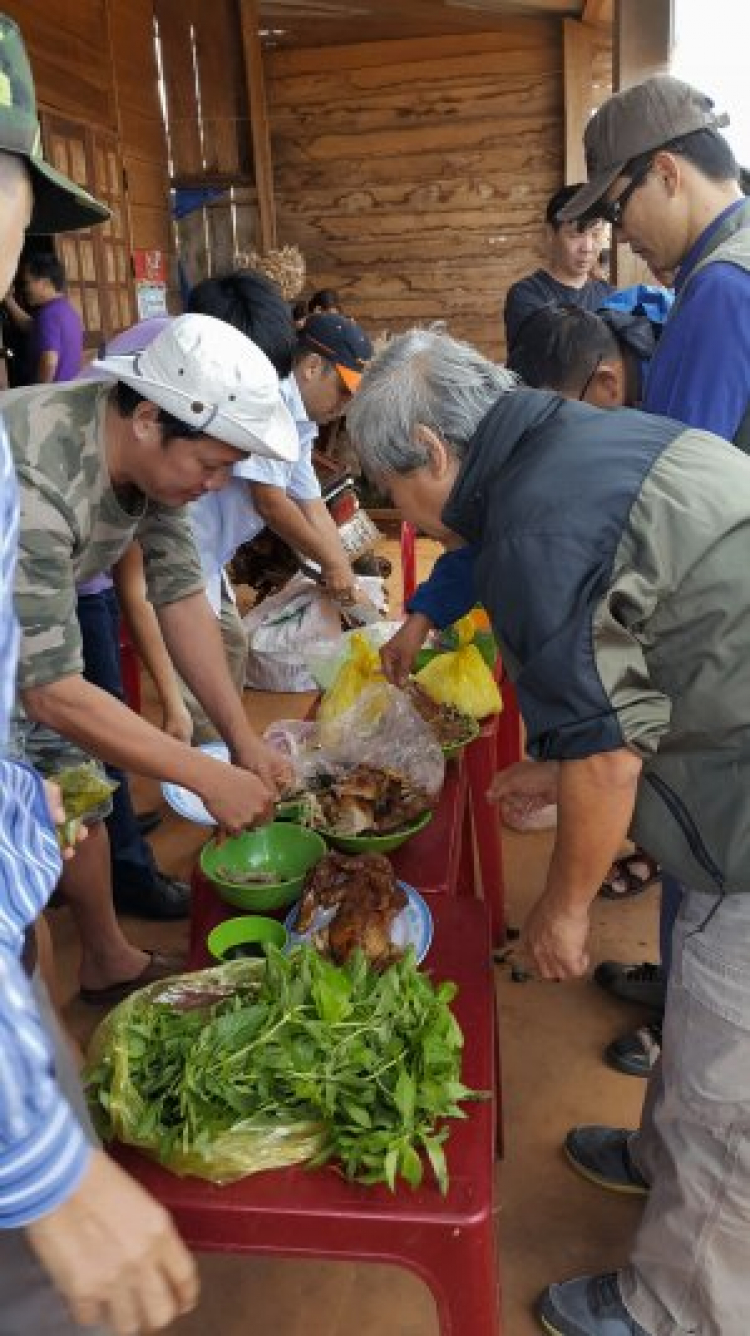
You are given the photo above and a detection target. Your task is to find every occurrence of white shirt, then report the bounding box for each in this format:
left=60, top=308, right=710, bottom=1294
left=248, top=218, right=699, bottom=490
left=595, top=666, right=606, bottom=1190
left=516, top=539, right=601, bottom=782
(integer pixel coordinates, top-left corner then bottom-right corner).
left=188, top=374, right=321, bottom=613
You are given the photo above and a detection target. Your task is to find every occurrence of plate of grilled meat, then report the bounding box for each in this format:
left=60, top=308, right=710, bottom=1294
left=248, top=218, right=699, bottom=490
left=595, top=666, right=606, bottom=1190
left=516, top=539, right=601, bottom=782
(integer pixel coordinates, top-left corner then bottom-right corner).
left=285, top=851, right=433, bottom=968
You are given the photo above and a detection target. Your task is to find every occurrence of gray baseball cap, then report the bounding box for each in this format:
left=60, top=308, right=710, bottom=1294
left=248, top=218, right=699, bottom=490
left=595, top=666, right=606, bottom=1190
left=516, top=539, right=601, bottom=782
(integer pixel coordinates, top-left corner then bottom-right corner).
left=558, top=75, right=730, bottom=223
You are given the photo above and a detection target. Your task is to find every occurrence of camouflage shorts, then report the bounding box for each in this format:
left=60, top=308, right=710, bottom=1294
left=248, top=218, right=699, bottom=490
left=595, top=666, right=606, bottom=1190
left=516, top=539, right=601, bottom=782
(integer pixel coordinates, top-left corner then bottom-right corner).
left=8, top=715, right=113, bottom=823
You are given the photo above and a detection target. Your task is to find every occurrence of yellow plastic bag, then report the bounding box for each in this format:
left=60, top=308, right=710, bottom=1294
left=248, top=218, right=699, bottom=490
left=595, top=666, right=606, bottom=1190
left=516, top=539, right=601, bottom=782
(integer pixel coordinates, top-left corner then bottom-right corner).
left=415, top=642, right=502, bottom=720
left=318, top=632, right=383, bottom=724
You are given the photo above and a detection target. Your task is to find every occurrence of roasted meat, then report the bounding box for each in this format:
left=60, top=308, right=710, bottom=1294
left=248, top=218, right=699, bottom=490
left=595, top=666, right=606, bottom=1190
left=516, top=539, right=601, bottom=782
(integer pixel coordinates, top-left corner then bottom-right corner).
left=296, top=851, right=407, bottom=967
left=307, top=764, right=430, bottom=836
left=406, top=681, right=477, bottom=747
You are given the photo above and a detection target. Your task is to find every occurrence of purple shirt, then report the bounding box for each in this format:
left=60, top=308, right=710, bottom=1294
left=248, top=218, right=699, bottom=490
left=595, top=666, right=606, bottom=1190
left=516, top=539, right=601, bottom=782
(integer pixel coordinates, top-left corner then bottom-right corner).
left=30, top=295, right=83, bottom=382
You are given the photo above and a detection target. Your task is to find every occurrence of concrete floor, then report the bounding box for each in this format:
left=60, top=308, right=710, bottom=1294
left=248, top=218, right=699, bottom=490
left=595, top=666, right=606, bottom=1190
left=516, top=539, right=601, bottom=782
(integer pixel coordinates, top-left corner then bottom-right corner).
left=49, top=537, right=658, bottom=1334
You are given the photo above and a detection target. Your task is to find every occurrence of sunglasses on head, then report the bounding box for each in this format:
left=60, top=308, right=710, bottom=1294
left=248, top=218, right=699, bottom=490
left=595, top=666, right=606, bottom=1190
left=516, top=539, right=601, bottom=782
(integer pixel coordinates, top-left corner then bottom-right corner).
left=596, top=158, right=654, bottom=229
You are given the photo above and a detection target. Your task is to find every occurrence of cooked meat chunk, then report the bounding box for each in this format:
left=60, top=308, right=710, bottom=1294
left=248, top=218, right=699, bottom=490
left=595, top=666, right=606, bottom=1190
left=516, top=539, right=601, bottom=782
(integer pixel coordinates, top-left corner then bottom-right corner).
left=296, top=851, right=407, bottom=967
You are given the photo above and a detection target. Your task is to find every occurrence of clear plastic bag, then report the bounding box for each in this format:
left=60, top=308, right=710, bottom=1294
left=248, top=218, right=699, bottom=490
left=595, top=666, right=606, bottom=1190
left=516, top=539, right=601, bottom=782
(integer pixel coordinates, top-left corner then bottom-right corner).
left=312, top=680, right=445, bottom=799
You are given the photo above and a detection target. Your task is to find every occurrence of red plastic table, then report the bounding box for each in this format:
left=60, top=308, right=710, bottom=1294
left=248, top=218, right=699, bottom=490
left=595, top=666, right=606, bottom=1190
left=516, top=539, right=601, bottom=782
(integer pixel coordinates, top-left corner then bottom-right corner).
left=116, top=893, right=501, bottom=1336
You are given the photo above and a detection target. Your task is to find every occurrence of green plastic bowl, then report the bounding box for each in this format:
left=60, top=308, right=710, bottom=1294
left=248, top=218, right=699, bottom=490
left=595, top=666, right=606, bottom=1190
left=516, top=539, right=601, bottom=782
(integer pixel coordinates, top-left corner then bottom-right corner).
left=200, top=822, right=327, bottom=911
left=442, top=716, right=481, bottom=761
left=207, top=915, right=288, bottom=962
left=316, top=807, right=433, bottom=854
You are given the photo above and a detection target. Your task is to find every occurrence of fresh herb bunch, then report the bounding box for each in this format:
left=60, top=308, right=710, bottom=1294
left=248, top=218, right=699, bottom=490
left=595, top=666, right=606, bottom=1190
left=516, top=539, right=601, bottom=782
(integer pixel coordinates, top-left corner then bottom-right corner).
left=87, top=946, right=478, bottom=1193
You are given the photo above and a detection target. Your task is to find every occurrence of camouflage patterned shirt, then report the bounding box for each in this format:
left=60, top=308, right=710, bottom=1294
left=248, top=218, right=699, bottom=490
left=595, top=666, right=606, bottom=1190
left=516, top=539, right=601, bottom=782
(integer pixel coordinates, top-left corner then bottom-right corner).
left=2, top=379, right=205, bottom=690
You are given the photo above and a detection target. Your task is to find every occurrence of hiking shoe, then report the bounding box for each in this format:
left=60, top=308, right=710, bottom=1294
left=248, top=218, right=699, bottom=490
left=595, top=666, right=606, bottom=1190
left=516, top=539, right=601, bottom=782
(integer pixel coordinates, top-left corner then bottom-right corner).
left=593, top=961, right=666, bottom=1011
left=113, top=872, right=190, bottom=920
left=564, top=1127, right=649, bottom=1196
left=606, top=1022, right=662, bottom=1078
left=538, top=1272, right=651, bottom=1335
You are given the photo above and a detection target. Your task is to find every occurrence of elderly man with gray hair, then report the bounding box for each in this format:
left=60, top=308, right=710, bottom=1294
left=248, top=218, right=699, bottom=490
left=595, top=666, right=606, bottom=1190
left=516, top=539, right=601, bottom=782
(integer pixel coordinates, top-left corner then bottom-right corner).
left=347, top=326, right=750, bottom=1336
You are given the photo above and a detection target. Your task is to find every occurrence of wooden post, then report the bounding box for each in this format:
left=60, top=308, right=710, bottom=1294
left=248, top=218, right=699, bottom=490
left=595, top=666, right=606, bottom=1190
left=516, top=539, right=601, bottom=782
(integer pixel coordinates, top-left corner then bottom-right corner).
left=563, top=18, right=595, bottom=185
left=238, top=0, right=277, bottom=252
left=612, top=0, right=674, bottom=284
left=614, top=0, right=673, bottom=91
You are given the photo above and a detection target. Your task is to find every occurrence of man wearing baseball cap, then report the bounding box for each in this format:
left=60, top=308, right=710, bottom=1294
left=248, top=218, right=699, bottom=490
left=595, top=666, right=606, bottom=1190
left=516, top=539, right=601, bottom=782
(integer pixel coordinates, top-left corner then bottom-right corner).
left=539, top=75, right=750, bottom=1336
left=296, top=311, right=372, bottom=403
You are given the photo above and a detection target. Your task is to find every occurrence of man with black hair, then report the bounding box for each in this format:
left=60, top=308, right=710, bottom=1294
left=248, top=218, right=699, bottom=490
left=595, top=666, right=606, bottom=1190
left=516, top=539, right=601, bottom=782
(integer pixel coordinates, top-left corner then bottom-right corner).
left=5, top=249, right=83, bottom=382
left=184, top=291, right=371, bottom=739
left=308, top=286, right=341, bottom=314
left=502, top=184, right=613, bottom=352
left=508, top=303, right=658, bottom=407
left=189, top=268, right=296, bottom=379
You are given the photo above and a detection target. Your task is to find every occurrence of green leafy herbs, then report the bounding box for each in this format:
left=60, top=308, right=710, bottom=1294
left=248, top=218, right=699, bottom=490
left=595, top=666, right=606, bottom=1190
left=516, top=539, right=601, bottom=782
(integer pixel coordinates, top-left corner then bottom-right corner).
left=85, top=947, right=481, bottom=1193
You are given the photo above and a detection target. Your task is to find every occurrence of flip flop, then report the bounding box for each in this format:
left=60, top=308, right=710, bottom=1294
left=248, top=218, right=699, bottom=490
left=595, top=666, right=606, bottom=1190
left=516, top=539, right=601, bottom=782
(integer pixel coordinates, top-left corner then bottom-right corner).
left=599, top=852, right=660, bottom=900
left=79, top=951, right=184, bottom=1006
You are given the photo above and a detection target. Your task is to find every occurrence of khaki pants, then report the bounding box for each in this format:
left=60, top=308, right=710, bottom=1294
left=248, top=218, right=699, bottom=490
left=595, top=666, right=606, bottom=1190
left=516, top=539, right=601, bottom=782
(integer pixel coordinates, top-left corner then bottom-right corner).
left=181, top=593, right=248, bottom=746
left=0, top=976, right=108, bottom=1335
left=621, top=890, right=750, bottom=1336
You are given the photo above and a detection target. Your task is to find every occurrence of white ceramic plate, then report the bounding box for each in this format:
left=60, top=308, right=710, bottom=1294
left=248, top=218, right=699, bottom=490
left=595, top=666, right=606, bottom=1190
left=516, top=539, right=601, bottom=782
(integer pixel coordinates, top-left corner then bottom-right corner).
left=284, top=881, right=433, bottom=965
left=161, top=742, right=228, bottom=825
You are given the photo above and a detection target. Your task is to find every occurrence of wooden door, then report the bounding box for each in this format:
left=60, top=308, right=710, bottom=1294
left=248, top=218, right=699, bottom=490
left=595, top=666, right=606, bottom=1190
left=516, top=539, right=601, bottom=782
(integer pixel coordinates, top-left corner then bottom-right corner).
left=39, top=113, right=137, bottom=350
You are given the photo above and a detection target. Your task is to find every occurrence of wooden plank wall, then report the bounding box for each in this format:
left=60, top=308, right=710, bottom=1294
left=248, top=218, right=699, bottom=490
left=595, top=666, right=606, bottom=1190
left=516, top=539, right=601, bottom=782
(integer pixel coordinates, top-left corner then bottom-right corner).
left=267, top=20, right=567, bottom=359
left=4, top=0, right=172, bottom=267
left=108, top=0, right=173, bottom=261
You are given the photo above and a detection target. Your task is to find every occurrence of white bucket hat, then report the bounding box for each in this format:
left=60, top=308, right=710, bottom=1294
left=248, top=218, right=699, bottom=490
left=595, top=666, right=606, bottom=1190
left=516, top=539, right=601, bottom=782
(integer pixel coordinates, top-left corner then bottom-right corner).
left=93, top=313, right=299, bottom=462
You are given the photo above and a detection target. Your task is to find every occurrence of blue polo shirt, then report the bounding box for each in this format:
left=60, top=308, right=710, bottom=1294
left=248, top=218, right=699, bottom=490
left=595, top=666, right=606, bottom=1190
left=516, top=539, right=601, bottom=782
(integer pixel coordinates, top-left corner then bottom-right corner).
left=643, top=198, right=750, bottom=439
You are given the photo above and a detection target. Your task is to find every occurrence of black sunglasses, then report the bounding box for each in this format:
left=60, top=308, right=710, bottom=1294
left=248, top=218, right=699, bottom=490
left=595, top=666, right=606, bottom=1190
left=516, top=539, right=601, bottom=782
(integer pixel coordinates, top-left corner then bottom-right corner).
left=578, top=354, right=603, bottom=402
left=598, top=158, right=654, bottom=229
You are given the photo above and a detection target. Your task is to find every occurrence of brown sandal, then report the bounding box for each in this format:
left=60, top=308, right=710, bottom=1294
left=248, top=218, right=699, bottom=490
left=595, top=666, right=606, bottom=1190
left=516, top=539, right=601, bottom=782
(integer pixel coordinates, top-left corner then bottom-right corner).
left=599, top=852, right=660, bottom=900
left=79, top=951, right=183, bottom=1006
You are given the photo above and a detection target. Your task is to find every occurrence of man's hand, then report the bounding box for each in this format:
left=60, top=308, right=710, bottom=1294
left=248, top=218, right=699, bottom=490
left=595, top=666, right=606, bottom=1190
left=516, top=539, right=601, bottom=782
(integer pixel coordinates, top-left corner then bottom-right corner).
left=322, top=562, right=357, bottom=602
left=522, top=894, right=590, bottom=980
left=42, top=780, right=88, bottom=861
left=199, top=758, right=276, bottom=831
left=487, top=759, right=560, bottom=806
left=161, top=697, right=193, bottom=745
left=231, top=736, right=294, bottom=795
left=380, top=613, right=433, bottom=688
left=26, top=1150, right=198, bottom=1336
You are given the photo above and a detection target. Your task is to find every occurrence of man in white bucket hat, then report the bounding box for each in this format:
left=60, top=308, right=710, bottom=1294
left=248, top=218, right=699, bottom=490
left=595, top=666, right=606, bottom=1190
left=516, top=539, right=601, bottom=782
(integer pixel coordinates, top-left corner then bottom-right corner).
left=6, top=311, right=299, bottom=1007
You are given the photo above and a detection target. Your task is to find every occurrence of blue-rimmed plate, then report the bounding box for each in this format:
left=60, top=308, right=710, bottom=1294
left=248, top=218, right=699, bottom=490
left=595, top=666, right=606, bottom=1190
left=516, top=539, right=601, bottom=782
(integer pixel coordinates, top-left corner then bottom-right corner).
left=284, top=881, right=433, bottom=965
left=161, top=742, right=228, bottom=825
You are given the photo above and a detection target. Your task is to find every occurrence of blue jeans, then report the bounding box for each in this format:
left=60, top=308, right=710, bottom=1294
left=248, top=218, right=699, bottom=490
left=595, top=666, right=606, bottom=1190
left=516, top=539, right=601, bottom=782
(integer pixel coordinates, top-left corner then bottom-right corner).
left=77, top=587, right=160, bottom=894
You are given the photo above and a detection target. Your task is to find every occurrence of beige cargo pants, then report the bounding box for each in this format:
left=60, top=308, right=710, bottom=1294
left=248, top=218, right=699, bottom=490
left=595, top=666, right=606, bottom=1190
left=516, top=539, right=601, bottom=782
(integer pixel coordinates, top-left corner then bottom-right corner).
left=181, top=591, right=248, bottom=746
left=621, top=889, right=750, bottom=1336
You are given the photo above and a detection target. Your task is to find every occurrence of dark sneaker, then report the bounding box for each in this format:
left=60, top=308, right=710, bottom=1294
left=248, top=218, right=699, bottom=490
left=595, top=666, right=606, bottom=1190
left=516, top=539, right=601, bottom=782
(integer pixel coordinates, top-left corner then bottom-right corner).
left=113, top=872, right=190, bottom=920
left=606, top=1022, right=662, bottom=1078
left=593, top=961, right=666, bottom=1011
left=564, top=1126, right=649, bottom=1196
left=538, top=1272, right=651, bottom=1335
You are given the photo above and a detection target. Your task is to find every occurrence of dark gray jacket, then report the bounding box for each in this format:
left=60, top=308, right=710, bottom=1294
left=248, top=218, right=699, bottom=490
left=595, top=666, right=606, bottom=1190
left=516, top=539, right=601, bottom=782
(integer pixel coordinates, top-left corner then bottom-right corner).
left=444, top=389, right=750, bottom=896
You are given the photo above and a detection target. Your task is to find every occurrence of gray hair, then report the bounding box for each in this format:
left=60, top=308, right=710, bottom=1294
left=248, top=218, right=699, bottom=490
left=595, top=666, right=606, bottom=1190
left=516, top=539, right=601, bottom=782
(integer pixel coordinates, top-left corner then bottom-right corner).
left=346, top=327, right=517, bottom=477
